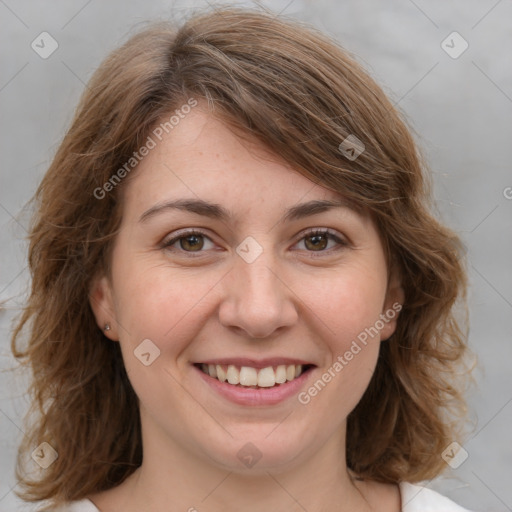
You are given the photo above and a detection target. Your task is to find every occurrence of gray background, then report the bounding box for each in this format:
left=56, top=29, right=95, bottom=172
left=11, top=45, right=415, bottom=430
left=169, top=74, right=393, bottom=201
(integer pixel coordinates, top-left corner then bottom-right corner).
left=1, top=0, right=511, bottom=510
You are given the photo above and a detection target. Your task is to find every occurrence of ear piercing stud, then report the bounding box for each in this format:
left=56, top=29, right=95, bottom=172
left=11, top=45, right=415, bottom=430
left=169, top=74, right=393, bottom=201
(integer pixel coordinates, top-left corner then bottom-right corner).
left=103, top=323, right=111, bottom=332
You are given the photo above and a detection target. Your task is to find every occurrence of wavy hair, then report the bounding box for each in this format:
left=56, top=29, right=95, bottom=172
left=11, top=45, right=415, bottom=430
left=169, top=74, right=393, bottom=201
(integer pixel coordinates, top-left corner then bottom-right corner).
left=11, top=7, right=471, bottom=507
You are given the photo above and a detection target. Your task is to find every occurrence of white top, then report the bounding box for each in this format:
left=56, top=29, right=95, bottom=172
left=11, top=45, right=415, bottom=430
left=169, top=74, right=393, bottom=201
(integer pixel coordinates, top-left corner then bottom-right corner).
left=55, top=482, right=473, bottom=511
left=400, top=482, right=472, bottom=511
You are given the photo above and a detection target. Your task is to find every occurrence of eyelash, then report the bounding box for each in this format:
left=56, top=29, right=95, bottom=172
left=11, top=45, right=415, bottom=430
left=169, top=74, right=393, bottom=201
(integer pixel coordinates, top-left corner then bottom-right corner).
left=161, top=228, right=348, bottom=257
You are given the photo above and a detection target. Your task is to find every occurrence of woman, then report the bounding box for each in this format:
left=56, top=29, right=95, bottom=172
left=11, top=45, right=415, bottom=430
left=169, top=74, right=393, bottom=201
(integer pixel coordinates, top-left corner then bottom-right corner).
left=12, top=7, right=473, bottom=511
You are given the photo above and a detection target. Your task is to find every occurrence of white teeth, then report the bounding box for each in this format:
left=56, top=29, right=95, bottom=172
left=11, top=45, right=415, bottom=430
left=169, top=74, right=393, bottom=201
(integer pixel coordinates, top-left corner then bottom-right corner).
left=216, top=365, right=227, bottom=382
left=239, top=366, right=258, bottom=386
left=257, top=367, right=276, bottom=387
left=275, top=365, right=287, bottom=384
left=200, top=363, right=305, bottom=387
left=226, top=365, right=240, bottom=385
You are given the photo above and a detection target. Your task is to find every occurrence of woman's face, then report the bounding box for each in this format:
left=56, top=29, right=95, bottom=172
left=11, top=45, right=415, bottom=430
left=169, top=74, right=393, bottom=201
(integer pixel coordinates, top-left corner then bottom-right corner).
left=91, top=106, right=402, bottom=473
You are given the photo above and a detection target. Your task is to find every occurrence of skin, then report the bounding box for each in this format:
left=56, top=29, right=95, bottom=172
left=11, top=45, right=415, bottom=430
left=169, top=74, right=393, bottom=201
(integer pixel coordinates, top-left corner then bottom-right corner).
left=89, top=105, right=404, bottom=512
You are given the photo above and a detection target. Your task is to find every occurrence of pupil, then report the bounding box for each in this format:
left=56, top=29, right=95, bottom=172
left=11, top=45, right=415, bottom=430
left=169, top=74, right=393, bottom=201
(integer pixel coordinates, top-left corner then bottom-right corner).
left=307, top=234, right=327, bottom=250
left=182, top=235, right=203, bottom=251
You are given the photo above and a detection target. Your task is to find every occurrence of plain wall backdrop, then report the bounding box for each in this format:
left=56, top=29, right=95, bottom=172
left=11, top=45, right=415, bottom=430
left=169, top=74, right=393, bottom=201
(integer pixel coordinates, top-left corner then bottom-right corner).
left=1, top=1, right=511, bottom=511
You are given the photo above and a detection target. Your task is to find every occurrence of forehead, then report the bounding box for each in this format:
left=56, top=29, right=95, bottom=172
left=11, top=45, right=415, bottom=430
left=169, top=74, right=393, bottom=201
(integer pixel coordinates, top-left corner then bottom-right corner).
left=121, top=107, right=359, bottom=221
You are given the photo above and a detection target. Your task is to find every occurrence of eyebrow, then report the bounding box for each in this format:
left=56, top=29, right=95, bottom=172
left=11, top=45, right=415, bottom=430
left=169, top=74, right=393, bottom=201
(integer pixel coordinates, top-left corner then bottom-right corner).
left=138, top=198, right=357, bottom=224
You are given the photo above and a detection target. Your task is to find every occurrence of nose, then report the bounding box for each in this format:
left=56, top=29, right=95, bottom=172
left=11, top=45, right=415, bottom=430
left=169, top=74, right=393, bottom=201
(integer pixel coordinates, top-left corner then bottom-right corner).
left=218, top=248, right=299, bottom=339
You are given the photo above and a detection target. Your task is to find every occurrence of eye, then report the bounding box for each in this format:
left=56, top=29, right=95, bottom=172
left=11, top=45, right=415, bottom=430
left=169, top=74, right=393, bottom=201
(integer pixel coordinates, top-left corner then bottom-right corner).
left=294, top=229, right=347, bottom=253
left=162, top=230, right=216, bottom=254
left=161, top=228, right=348, bottom=257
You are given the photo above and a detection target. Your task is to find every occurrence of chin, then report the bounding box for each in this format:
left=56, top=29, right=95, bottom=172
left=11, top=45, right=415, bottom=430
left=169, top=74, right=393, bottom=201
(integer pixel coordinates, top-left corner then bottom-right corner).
left=199, top=428, right=312, bottom=475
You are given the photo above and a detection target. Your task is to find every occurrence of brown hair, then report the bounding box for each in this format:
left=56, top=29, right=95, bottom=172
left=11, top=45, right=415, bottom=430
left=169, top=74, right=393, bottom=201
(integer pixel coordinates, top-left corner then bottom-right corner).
left=11, top=6, right=471, bottom=507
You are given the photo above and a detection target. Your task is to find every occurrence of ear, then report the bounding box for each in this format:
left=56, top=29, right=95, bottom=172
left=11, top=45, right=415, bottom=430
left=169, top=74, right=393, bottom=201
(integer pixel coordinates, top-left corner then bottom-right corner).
left=89, top=274, right=119, bottom=341
left=380, top=267, right=405, bottom=341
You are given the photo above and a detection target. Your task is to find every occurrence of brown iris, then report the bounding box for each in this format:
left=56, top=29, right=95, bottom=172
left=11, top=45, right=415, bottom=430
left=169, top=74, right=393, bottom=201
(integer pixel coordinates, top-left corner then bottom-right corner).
left=180, top=234, right=204, bottom=251
left=304, top=233, right=328, bottom=251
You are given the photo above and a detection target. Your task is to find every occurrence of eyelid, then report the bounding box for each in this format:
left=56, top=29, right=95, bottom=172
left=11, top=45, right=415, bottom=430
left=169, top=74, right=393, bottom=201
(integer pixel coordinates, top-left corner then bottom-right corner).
left=298, top=227, right=347, bottom=242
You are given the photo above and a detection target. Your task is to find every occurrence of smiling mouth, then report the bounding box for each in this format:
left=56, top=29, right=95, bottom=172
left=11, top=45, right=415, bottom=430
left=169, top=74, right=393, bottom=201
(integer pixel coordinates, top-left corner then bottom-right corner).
left=195, top=363, right=315, bottom=388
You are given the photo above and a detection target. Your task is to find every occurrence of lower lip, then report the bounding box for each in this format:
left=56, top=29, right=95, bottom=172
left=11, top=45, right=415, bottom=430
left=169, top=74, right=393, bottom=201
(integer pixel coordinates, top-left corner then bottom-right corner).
left=194, top=365, right=313, bottom=406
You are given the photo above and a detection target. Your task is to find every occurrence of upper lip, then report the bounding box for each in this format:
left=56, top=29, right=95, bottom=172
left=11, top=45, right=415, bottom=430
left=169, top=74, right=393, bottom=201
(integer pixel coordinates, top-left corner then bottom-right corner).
left=195, top=358, right=315, bottom=369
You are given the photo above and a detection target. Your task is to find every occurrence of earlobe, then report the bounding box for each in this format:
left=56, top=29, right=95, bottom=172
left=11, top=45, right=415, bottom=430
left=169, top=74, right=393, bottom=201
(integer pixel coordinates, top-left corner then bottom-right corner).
left=380, top=269, right=405, bottom=341
left=89, top=275, right=119, bottom=340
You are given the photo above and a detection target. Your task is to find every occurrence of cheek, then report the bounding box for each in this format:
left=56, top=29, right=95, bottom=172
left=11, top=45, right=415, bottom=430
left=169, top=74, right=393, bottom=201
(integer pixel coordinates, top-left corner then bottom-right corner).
left=111, top=264, right=221, bottom=419
left=300, top=284, right=383, bottom=422
left=296, top=265, right=386, bottom=410
left=305, top=265, right=388, bottom=347
left=113, top=256, right=222, bottom=354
